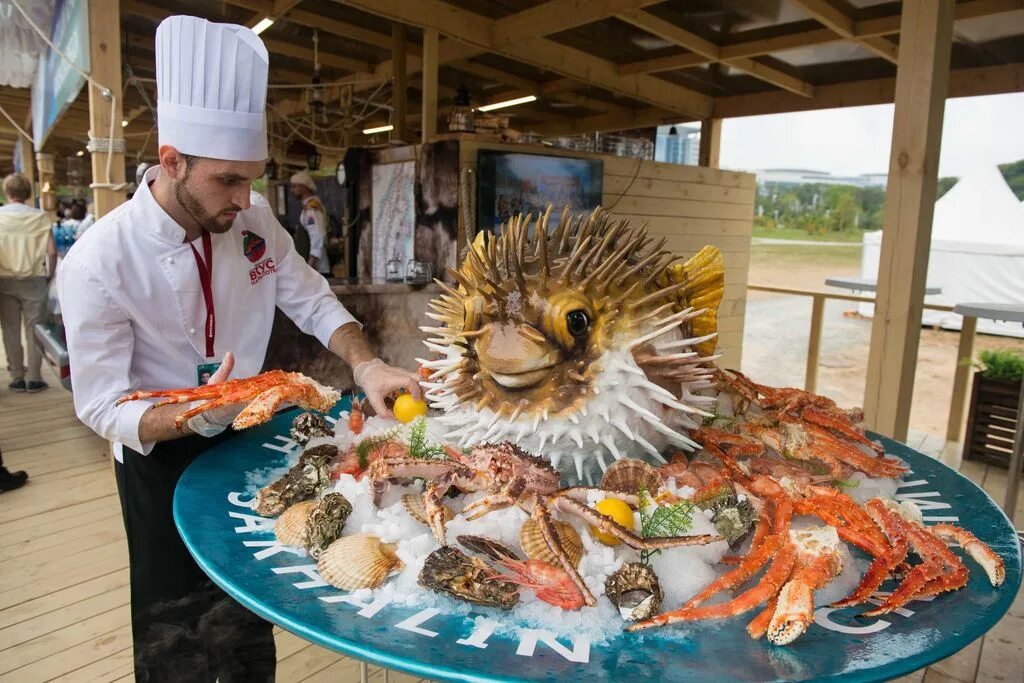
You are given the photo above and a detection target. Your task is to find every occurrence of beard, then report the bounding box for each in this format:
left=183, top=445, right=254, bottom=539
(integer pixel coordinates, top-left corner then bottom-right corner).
left=175, top=176, right=238, bottom=234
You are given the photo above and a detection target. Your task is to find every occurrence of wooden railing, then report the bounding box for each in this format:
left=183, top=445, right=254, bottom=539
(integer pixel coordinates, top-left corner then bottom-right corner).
left=746, top=284, right=976, bottom=443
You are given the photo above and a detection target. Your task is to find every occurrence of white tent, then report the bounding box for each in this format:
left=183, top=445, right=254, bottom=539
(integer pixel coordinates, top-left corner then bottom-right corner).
left=860, top=166, right=1024, bottom=337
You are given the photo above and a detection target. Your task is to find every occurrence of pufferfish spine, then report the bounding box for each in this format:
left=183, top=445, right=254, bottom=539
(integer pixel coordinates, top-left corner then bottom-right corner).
left=418, top=206, right=725, bottom=484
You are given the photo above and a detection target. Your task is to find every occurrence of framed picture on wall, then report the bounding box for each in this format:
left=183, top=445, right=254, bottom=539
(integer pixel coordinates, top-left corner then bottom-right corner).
left=476, top=150, right=603, bottom=233
left=371, top=160, right=416, bottom=281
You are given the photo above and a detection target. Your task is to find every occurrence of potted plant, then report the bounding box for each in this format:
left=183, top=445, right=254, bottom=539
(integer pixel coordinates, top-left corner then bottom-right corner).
left=963, top=349, right=1024, bottom=469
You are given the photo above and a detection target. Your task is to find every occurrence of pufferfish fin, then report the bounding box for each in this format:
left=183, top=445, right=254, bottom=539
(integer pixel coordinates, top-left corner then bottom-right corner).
left=666, top=245, right=724, bottom=357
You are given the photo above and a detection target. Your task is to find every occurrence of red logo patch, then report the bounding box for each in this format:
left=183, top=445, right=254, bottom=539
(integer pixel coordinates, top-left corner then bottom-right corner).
left=249, top=258, right=277, bottom=285
left=242, top=230, right=266, bottom=263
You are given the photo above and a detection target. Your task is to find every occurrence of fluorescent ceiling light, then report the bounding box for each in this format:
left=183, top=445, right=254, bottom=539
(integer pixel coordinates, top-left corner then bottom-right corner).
left=76, top=150, right=84, bottom=156
left=476, top=94, right=537, bottom=112
left=362, top=124, right=394, bottom=135
left=121, top=119, right=128, bottom=127
left=252, top=17, right=274, bottom=35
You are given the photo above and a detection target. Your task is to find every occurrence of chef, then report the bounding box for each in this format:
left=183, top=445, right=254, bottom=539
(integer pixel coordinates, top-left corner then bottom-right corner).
left=58, top=15, right=420, bottom=682
left=289, top=170, right=330, bottom=275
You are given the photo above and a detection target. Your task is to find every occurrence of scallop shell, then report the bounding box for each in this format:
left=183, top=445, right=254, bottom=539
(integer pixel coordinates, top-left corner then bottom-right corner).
left=275, top=501, right=316, bottom=547
left=519, top=518, right=584, bottom=568
left=601, top=459, right=662, bottom=495
left=401, top=493, right=454, bottom=526
left=317, top=534, right=403, bottom=591
left=605, top=562, right=663, bottom=621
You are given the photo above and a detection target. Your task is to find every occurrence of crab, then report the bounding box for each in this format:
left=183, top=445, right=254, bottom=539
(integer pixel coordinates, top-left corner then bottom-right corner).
left=115, top=370, right=340, bottom=430
left=368, top=441, right=723, bottom=607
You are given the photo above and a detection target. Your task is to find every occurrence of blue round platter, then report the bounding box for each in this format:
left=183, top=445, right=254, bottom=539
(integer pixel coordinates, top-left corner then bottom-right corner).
left=174, top=398, right=1022, bottom=683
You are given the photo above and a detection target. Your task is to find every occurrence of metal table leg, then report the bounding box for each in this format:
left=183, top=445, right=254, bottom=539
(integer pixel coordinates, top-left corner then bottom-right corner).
left=360, top=661, right=369, bottom=683
left=1005, top=377, right=1024, bottom=522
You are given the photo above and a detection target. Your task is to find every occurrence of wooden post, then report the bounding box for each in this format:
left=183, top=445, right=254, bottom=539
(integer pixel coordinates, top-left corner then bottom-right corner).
left=18, top=134, right=35, bottom=204
left=806, top=294, right=825, bottom=394
left=946, top=315, right=977, bottom=442
left=862, top=0, right=954, bottom=442
left=698, top=118, right=722, bottom=168
left=35, top=153, right=56, bottom=217
left=392, top=24, right=408, bottom=142
left=87, top=0, right=126, bottom=217
left=421, top=28, right=439, bottom=142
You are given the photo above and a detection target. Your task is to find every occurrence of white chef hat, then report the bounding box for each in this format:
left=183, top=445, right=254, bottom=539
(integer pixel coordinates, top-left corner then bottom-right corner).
left=289, top=171, right=316, bottom=192
left=156, top=15, right=269, bottom=162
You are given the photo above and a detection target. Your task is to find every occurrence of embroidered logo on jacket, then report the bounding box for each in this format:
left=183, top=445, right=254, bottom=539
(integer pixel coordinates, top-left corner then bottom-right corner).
left=242, top=230, right=266, bottom=263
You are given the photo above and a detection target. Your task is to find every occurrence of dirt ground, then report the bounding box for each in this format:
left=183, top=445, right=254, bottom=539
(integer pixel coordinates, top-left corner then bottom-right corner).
left=742, top=242, right=1024, bottom=439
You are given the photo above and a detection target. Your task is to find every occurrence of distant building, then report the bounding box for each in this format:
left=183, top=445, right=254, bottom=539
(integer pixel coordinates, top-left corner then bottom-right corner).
left=655, top=124, right=700, bottom=165
left=756, top=168, right=888, bottom=188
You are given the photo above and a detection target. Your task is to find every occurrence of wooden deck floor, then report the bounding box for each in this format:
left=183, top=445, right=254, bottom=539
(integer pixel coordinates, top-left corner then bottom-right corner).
left=0, top=369, right=1020, bottom=682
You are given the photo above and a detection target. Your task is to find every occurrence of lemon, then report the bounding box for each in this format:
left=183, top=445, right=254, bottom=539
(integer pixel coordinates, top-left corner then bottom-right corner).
left=591, top=497, right=635, bottom=546
left=393, top=393, right=428, bottom=423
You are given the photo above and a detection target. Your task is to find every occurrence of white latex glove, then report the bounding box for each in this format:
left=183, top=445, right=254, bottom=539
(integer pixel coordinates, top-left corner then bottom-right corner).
left=187, top=352, right=247, bottom=436
left=353, top=358, right=422, bottom=419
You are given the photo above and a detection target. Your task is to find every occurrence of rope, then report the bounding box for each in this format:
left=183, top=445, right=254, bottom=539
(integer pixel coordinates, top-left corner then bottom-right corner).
left=11, top=0, right=127, bottom=191
left=0, top=103, right=32, bottom=142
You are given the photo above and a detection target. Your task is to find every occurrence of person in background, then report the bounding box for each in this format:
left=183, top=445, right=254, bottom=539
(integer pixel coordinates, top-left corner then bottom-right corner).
left=289, top=170, right=331, bottom=275
left=0, top=446, right=28, bottom=492
left=0, top=173, right=55, bottom=393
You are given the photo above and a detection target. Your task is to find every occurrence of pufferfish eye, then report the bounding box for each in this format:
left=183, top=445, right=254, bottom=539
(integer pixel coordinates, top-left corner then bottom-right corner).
left=566, top=310, right=590, bottom=337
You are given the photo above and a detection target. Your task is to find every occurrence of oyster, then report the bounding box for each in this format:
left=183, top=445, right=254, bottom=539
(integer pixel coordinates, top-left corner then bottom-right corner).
left=306, top=492, right=353, bottom=559
left=601, top=459, right=662, bottom=495
left=457, top=535, right=521, bottom=562
left=290, top=412, right=334, bottom=446
left=703, top=494, right=756, bottom=546
left=317, top=534, right=403, bottom=590
left=605, top=562, right=663, bottom=621
left=275, top=500, right=316, bottom=547
left=254, top=448, right=333, bottom=517
left=401, top=493, right=454, bottom=526
left=519, top=518, right=584, bottom=568
left=419, top=546, right=519, bottom=609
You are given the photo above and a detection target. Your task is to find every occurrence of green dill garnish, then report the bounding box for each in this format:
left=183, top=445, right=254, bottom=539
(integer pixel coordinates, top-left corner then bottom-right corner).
left=832, top=478, right=859, bottom=491
left=637, top=486, right=696, bottom=565
left=407, top=417, right=448, bottom=460
left=355, top=426, right=401, bottom=469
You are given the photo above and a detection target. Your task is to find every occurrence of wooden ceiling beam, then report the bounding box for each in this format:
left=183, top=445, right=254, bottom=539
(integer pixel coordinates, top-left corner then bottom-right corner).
left=529, top=105, right=682, bottom=136
left=617, top=9, right=815, bottom=97
left=790, top=0, right=898, bottom=64
left=339, top=0, right=712, bottom=118
left=494, top=0, right=662, bottom=45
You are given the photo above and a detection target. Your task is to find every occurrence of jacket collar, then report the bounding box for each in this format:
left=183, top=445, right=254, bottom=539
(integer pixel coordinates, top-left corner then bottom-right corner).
left=133, top=166, right=189, bottom=245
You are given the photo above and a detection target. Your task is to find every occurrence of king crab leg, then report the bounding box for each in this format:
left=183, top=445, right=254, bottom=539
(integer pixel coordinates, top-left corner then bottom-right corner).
left=549, top=495, right=722, bottom=550
left=531, top=494, right=596, bottom=607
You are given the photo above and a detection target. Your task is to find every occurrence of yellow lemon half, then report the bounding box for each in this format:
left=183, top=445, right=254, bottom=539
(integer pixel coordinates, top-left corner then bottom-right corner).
left=393, top=393, right=428, bottom=423
left=591, top=497, right=635, bottom=546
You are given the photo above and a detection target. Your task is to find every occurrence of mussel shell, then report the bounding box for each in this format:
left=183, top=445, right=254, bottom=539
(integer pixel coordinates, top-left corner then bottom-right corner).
left=274, top=501, right=316, bottom=547
left=305, top=492, right=353, bottom=559
left=317, top=534, right=403, bottom=590
left=519, top=518, right=584, bottom=568
left=605, top=562, right=663, bottom=621
left=401, top=493, right=453, bottom=526
left=418, top=546, right=519, bottom=610
left=457, top=535, right=521, bottom=562
left=601, top=459, right=663, bottom=495
left=290, top=412, right=334, bottom=446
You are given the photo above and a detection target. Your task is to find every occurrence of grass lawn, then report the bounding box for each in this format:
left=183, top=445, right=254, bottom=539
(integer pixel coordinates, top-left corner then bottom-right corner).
left=752, top=226, right=867, bottom=243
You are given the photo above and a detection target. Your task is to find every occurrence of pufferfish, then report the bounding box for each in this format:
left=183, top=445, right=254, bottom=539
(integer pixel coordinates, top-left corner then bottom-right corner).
left=418, top=207, right=725, bottom=484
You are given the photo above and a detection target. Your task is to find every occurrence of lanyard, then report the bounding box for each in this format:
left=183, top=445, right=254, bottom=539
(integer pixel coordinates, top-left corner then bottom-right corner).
left=188, top=231, right=216, bottom=358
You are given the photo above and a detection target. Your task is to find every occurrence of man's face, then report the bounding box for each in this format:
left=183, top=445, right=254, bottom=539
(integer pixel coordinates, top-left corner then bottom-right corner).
left=173, top=157, right=266, bottom=234
left=290, top=183, right=306, bottom=199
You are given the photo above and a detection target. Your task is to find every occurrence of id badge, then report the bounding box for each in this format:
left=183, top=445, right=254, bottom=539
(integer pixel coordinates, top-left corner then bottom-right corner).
left=197, top=361, right=222, bottom=386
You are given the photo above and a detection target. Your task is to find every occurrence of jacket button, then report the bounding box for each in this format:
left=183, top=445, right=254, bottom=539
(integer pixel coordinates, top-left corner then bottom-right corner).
left=168, top=257, right=175, bottom=264
left=189, top=328, right=196, bottom=335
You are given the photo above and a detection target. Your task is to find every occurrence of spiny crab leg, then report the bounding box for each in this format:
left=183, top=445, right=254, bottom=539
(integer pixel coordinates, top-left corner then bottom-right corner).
left=832, top=535, right=909, bottom=608
left=550, top=496, right=723, bottom=550
left=684, top=532, right=782, bottom=608
left=767, top=543, right=843, bottom=645
left=627, top=542, right=797, bottom=632
left=931, top=524, right=1006, bottom=587
left=532, top=493, right=596, bottom=607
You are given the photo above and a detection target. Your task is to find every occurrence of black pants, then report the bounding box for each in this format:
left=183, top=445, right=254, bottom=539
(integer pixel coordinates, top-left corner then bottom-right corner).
left=116, top=435, right=276, bottom=682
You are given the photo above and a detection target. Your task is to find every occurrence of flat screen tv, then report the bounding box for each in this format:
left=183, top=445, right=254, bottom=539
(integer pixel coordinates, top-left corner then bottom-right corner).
left=476, top=150, right=603, bottom=234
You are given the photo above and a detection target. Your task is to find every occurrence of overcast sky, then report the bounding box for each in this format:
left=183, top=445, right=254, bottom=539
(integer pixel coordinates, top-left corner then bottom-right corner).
left=717, top=92, right=1024, bottom=178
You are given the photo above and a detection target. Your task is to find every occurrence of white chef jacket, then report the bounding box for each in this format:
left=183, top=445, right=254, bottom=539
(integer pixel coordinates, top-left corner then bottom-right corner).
left=300, top=195, right=330, bottom=274
left=59, top=167, right=358, bottom=461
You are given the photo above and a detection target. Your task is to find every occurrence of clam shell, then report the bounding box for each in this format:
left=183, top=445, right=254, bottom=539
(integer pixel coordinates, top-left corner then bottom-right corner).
left=275, top=501, right=316, bottom=547
left=457, top=534, right=521, bottom=562
left=317, top=534, right=403, bottom=590
left=605, top=562, right=663, bottom=621
left=519, top=518, right=584, bottom=568
left=601, top=459, right=662, bottom=495
left=401, top=493, right=454, bottom=526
